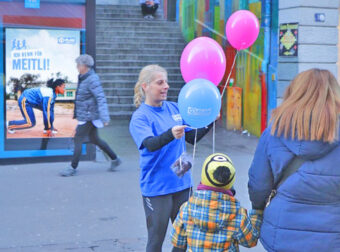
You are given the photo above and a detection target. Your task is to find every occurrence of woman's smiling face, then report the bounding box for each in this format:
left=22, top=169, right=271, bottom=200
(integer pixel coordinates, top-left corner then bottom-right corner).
left=143, top=72, right=169, bottom=106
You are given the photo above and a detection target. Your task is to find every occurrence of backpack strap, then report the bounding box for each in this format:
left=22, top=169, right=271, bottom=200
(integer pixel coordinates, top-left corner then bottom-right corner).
left=265, top=156, right=305, bottom=207
left=276, top=156, right=305, bottom=189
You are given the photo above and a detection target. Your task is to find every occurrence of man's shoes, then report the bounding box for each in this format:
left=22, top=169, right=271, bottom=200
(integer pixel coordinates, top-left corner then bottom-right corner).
left=59, top=165, right=77, bottom=177
left=108, top=157, right=122, bottom=172
left=144, top=15, right=154, bottom=20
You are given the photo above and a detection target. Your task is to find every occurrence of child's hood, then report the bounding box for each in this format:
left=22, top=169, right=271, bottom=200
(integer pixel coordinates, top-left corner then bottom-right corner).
left=187, top=190, right=239, bottom=232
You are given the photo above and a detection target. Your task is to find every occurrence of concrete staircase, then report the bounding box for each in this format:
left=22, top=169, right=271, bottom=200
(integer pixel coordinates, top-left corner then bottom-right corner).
left=96, top=4, right=187, bottom=119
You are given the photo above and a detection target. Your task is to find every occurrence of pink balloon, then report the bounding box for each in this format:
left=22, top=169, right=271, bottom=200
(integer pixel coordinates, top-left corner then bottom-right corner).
left=226, top=10, right=260, bottom=50
left=180, top=37, right=226, bottom=86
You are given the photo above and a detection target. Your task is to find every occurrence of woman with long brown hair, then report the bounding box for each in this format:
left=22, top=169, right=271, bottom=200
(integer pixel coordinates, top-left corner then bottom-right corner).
left=248, top=68, right=340, bottom=252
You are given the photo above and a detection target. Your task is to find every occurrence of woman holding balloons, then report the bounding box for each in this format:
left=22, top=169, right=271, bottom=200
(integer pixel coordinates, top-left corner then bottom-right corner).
left=129, top=65, right=216, bottom=252
left=129, top=9, right=261, bottom=251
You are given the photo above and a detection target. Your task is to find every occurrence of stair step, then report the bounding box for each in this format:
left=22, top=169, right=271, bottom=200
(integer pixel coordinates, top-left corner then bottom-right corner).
left=101, top=81, right=184, bottom=89
left=95, top=36, right=185, bottom=44
left=109, top=112, right=133, bottom=119
left=97, top=42, right=185, bottom=51
left=96, top=13, right=163, bottom=19
left=107, top=95, right=135, bottom=104
left=97, top=40, right=183, bottom=45
left=99, top=72, right=183, bottom=78
left=96, top=4, right=142, bottom=8
left=100, top=78, right=184, bottom=83
left=96, top=10, right=155, bottom=15
left=96, top=7, right=163, bottom=14
left=101, top=78, right=184, bottom=84
left=96, top=54, right=181, bottom=61
left=104, top=88, right=134, bottom=96
left=106, top=95, right=177, bottom=104
left=96, top=25, right=177, bottom=31
left=108, top=104, right=136, bottom=112
left=96, top=25, right=178, bottom=32
left=96, top=5, right=144, bottom=11
left=96, top=60, right=180, bottom=67
left=96, top=12, right=161, bottom=16
left=102, top=83, right=184, bottom=89
left=96, top=18, right=175, bottom=28
left=97, top=66, right=181, bottom=74
left=96, top=48, right=184, bottom=55
left=96, top=43, right=185, bottom=50
left=96, top=1, right=140, bottom=7
left=96, top=31, right=183, bottom=39
left=96, top=9, right=142, bottom=14
left=96, top=20, right=178, bottom=27
left=103, top=87, right=181, bottom=96
left=108, top=99, right=178, bottom=114
left=96, top=17, right=165, bottom=22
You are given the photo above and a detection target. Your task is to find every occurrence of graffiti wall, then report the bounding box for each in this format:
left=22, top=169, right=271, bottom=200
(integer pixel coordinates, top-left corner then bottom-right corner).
left=177, top=0, right=278, bottom=136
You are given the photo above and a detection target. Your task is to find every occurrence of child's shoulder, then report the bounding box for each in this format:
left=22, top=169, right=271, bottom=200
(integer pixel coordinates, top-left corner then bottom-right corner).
left=192, top=190, right=242, bottom=209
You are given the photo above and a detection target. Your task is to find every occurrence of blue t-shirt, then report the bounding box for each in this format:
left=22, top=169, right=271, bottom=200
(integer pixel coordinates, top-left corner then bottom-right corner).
left=129, top=101, right=192, bottom=197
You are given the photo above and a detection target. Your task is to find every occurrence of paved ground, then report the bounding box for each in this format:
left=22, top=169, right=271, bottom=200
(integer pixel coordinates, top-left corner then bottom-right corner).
left=0, top=120, right=265, bottom=252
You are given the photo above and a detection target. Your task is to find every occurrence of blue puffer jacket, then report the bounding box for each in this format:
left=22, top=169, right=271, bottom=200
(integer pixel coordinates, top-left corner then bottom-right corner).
left=248, top=126, right=340, bottom=252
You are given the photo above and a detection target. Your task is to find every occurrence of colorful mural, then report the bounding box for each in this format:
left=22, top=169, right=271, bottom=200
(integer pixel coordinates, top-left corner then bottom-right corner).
left=226, top=86, right=242, bottom=130
left=177, top=0, right=278, bottom=137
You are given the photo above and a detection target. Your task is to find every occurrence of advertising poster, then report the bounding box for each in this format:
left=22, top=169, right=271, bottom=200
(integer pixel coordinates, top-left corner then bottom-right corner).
left=279, top=23, right=298, bottom=57
left=4, top=28, right=80, bottom=151
left=5, top=28, right=80, bottom=140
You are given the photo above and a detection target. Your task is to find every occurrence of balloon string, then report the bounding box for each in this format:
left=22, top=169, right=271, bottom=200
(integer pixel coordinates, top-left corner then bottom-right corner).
left=180, top=133, right=186, bottom=175
left=189, top=128, right=198, bottom=201
left=221, top=51, right=239, bottom=98
left=212, top=121, right=216, bottom=154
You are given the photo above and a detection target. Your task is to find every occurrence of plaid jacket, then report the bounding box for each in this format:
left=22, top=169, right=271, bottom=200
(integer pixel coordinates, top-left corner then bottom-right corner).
left=171, top=190, right=263, bottom=252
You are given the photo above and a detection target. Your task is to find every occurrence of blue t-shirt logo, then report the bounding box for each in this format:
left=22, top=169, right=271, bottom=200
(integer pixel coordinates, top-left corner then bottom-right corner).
left=172, top=114, right=182, bottom=122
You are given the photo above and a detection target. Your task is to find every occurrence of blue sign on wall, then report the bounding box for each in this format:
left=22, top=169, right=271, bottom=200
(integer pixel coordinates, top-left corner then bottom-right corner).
left=25, top=0, right=40, bottom=9
left=315, top=13, right=326, bottom=23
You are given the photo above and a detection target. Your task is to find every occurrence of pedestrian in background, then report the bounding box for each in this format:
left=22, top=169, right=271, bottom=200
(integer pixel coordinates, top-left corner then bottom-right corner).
left=140, top=0, right=159, bottom=19
left=248, top=69, right=340, bottom=252
left=60, top=54, right=121, bottom=177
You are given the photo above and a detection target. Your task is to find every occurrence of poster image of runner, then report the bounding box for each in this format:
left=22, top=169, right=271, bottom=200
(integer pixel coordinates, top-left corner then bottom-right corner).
left=5, top=28, right=80, bottom=139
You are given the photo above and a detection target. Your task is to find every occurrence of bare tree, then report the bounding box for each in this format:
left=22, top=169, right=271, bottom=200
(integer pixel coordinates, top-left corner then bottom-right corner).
left=54, top=72, right=70, bottom=83
left=19, top=73, right=41, bottom=90
left=8, top=73, right=41, bottom=100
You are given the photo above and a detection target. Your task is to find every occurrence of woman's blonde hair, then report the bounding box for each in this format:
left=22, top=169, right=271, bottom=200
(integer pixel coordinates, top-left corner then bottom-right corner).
left=271, top=68, right=340, bottom=143
left=134, top=64, right=167, bottom=107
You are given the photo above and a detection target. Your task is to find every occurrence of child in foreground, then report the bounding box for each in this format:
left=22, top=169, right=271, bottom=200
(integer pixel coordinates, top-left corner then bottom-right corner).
left=171, top=153, right=263, bottom=251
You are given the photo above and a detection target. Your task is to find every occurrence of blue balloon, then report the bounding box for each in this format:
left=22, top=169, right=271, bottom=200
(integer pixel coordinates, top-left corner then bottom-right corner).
left=178, top=79, right=221, bottom=128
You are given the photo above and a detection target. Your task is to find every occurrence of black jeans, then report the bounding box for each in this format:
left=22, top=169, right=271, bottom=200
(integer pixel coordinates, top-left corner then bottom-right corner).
left=71, top=122, right=117, bottom=168
left=143, top=188, right=190, bottom=252
left=141, top=3, right=159, bottom=16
